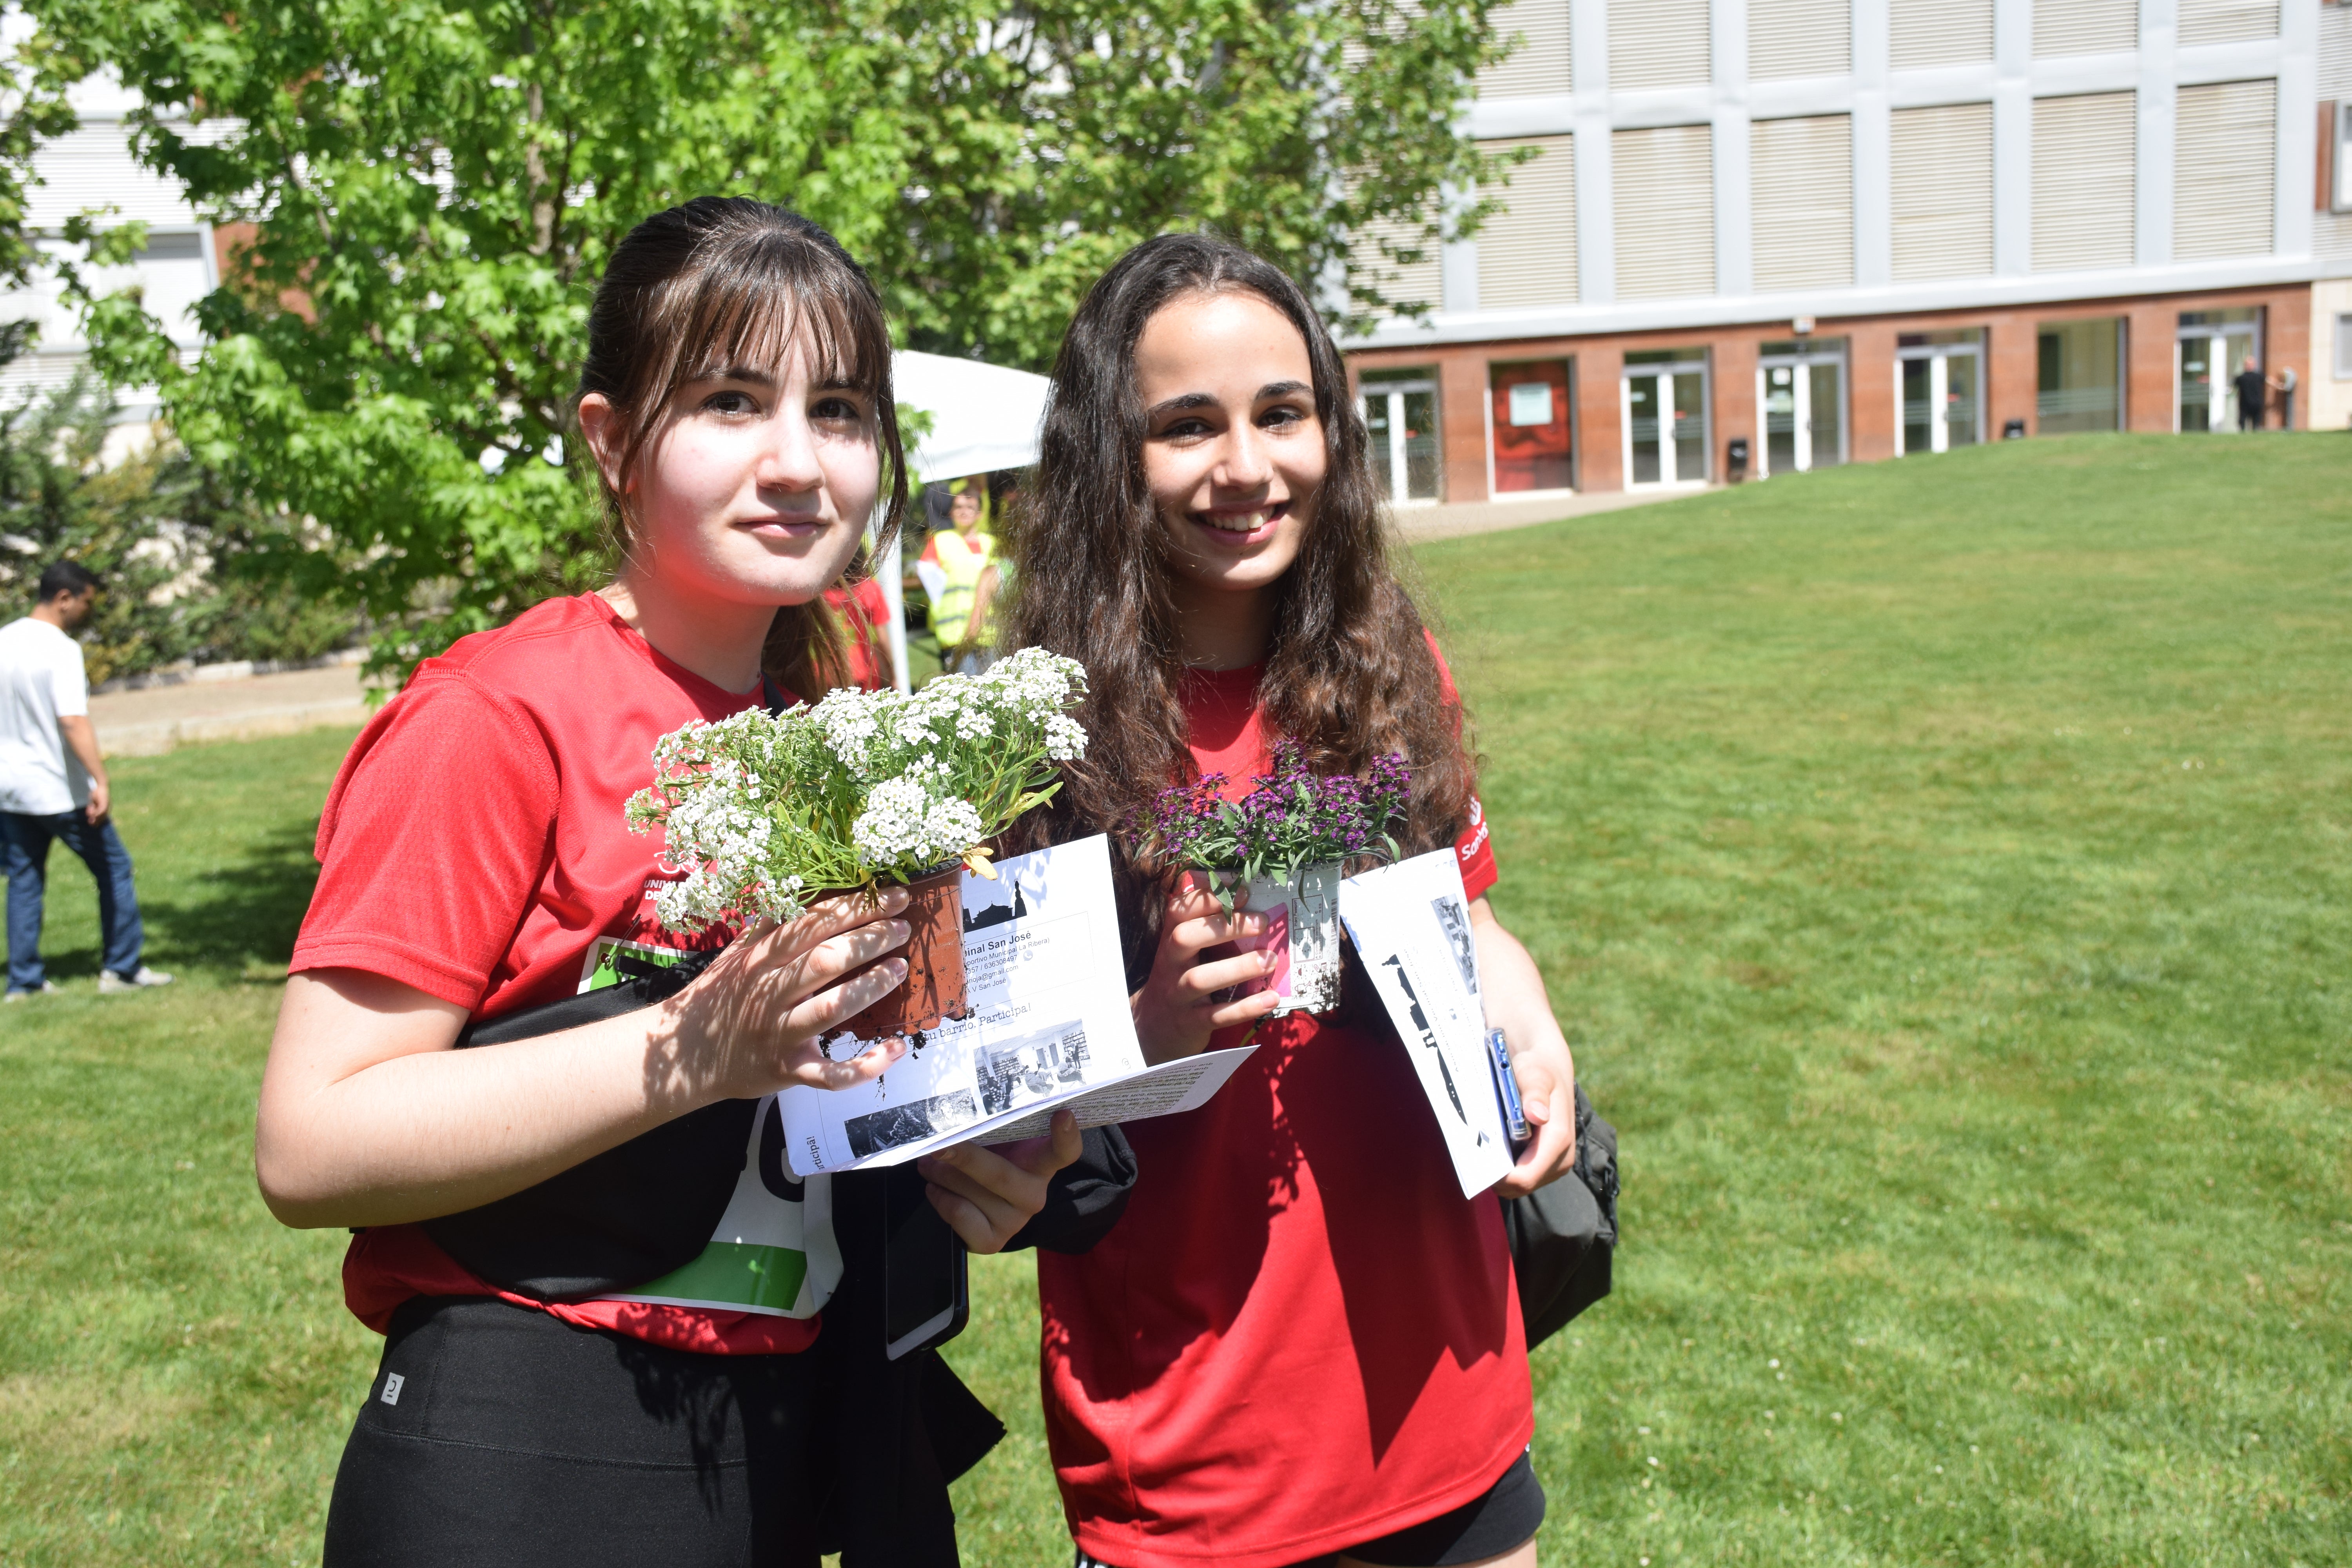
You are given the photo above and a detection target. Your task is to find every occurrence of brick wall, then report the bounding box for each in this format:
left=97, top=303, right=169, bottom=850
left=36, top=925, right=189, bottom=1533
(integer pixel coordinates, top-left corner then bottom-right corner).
left=1347, top=283, right=2312, bottom=499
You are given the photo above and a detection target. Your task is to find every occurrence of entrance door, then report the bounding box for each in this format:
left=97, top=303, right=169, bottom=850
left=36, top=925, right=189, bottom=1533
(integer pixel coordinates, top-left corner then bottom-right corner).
left=1361, top=378, right=1443, bottom=503
left=1757, top=343, right=1847, bottom=475
left=1895, top=343, right=1983, bottom=455
left=1622, top=358, right=1708, bottom=486
left=2177, top=327, right=2258, bottom=431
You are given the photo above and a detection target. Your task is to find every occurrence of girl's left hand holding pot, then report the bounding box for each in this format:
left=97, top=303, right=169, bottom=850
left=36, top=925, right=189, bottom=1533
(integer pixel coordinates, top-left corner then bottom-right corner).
left=675, top=884, right=921, bottom=1101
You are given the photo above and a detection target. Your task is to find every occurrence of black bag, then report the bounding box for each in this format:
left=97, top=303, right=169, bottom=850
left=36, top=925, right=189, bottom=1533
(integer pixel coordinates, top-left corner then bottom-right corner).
left=425, top=946, right=1136, bottom=1294
left=1501, top=1082, right=1619, bottom=1349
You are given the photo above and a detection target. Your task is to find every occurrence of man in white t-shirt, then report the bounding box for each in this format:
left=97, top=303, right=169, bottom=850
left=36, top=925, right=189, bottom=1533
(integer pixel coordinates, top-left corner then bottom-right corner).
left=0, top=561, right=171, bottom=1000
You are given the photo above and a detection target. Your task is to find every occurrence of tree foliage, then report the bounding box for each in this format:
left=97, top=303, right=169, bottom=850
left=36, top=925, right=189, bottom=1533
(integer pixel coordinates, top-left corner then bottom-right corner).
left=0, top=368, right=361, bottom=684
left=24, top=0, right=1508, bottom=670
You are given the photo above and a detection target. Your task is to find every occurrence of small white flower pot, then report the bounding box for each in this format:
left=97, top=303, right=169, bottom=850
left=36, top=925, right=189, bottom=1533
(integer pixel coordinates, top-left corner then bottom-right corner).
left=1239, top=860, right=1345, bottom=1016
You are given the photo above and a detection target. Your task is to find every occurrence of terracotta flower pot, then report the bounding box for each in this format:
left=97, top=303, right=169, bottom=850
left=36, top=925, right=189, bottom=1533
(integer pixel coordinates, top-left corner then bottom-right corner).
left=838, top=864, right=970, bottom=1040
left=1234, top=860, right=1345, bottom=1016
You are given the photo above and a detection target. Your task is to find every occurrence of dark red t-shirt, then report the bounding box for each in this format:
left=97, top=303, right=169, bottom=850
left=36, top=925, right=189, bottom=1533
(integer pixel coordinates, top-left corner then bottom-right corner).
left=824, top=577, right=893, bottom=693
left=1038, top=654, right=1532, bottom=1568
left=292, top=592, right=819, bottom=1354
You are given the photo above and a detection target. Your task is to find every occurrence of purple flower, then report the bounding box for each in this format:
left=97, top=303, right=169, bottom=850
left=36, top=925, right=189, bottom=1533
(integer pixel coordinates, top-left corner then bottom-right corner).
left=1131, top=744, right=1411, bottom=879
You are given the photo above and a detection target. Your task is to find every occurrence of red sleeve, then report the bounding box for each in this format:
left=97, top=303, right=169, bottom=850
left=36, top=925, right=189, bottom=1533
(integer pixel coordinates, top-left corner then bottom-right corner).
left=290, top=672, right=559, bottom=1008
left=1421, top=630, right=1499, bottom=899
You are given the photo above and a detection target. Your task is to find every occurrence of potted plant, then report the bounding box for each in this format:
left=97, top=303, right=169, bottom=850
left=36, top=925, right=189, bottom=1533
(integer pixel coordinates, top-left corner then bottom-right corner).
left=1136, top=742, right=1411, bottom=1016
left=627, top=647, right=1089, bottom=1037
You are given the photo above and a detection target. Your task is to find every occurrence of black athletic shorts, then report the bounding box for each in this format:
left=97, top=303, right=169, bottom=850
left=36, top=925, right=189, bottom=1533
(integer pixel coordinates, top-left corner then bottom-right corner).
left=322, top=1295, right=948, bottom=1568
left=1076, top=1449, right=1545, bottom=1568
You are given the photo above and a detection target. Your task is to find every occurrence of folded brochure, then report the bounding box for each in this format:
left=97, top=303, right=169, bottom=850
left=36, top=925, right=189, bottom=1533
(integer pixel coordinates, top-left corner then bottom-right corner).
left=782, top=833, right=1256, bottom=1177
left=1338, top=848, right=1517, bottom=1199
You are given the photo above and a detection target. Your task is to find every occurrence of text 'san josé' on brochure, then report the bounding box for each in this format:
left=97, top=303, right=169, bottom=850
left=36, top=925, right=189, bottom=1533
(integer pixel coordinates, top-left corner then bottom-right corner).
left=1338, top=849, right=1516, bottom=1199
left=781, top=834, right=1258, bottom=1178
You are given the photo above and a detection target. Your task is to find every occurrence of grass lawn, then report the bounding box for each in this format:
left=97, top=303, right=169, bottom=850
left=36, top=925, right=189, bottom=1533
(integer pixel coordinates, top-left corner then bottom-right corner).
left=4, top=432, right=2347, bottom=1566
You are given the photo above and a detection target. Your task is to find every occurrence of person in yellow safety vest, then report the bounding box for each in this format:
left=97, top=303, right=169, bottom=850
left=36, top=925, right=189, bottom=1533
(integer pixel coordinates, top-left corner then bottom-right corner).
left=916, top=477, right=998, bottom=662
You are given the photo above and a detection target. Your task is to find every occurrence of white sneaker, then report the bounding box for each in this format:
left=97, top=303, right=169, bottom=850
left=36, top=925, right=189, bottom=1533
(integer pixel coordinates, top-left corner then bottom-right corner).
left=3, top=981, right=58, bottom=1001
left=98, top=967, right=174, bottom=995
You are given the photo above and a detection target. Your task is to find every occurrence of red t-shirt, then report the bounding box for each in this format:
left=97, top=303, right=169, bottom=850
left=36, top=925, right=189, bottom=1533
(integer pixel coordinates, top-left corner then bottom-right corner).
left=1038, top=653, right=1531, bottom=1568
left=292, top=592, right=819, bottom=1355
left=824, top=577, right=893, bottom=692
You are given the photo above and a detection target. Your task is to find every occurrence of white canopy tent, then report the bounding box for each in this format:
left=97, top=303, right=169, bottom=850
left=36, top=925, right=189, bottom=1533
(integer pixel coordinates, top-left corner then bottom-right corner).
left=874, top=350, right=1054, bottom=691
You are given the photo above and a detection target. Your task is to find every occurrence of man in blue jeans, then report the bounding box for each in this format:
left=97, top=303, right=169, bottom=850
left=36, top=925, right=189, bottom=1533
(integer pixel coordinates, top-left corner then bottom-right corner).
left=0, top=561, right=171, bottom=1000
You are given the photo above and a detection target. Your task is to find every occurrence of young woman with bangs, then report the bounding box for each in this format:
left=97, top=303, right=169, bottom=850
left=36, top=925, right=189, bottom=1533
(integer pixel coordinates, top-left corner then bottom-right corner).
left=258, top=197, right=1078, bottom=1567
left=1001, top=233, right=1582, bottom=1568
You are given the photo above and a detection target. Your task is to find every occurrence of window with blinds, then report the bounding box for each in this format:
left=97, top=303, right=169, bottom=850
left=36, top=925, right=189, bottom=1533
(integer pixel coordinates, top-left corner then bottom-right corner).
left=1752, top=115, right=1854, bottom=289
left=1614, top=123, right=1716, bottom=298
left=1890, top=102, right=1994, bottom=278
left=2178, top=0, right=2279, bottom=48
left=2176, top=79, right=2277, bottom=260
left=1476, top=137, right=1579, bottom=309
left=1350, top=210, right=1445, bottom=311
left=2034, top=0, right=2140, bottom=57
left=2325, top=6, right=2352, bottom=102
left=1479, top=0, right=1572, bottom=98
left=1609, top=0, right=1709, bottom=91
left=1750, top=0, right=1851, bottom=80
left=2033, top=93, right=2136, bottom=270
left=1890, top=0, right=1994, bottom=69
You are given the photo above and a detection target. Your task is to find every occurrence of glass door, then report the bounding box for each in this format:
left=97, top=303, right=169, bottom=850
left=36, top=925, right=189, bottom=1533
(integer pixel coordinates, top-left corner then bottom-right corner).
left=1895, top=333, right=1984, bottom=456
left=1622, top=352, right=1709, bottom=487
left=1757, top=339, right=1847, bottom=476
left=2176, top=319, right=2259, bottom=432
left=1360, top=376, right=1443, bottom=503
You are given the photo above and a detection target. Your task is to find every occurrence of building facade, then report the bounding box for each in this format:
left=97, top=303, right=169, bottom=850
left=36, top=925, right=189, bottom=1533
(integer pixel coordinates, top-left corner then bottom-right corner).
left=2308, top=0, right=2352, bottom=427
left=1348, top=0, right=2339, bottom=503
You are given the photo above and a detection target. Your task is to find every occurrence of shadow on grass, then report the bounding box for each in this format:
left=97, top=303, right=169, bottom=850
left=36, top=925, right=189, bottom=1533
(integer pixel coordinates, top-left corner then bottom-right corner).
left=142, top=815, right=324, bottom=980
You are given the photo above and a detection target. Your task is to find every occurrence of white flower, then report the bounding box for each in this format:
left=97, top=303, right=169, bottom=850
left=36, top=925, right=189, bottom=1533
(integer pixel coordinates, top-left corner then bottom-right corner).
left=810, top=687, right=884, bottom=773
left=1044, top=711, right=1087, bottom=760
left=852, top=776, right=984, bottom=869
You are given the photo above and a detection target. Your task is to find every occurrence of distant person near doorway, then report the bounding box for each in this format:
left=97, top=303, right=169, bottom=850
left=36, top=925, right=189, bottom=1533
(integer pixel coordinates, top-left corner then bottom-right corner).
left=2270, top=364, right=2297, bottom=430
left=2234, top=356, right=2267, bottom=432
left=0, top=562, right=170, bottom=1000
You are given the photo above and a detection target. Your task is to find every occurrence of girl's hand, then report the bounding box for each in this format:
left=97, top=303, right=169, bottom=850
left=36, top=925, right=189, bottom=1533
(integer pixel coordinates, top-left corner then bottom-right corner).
left=917, top=1108, right=1085, bottom=1253
left=1131, top=874, right=1283, bottom=1064
left=1468, top=896, right=1581, bottom=1198
left=675, top=884, right=918, bottom=1101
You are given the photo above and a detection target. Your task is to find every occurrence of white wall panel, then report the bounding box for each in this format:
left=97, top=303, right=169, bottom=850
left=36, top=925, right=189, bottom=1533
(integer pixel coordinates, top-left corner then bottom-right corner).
left=1610, top=0, right=1711, bottom=89
left=1890, top=0, right=1994, bottom=69
left=1753, top=114, right=1855, bottom=288
left=1614, top=123, right=1716, bottom=296
left=2033, top=91, right=2137, bottom=269
left=1481, top=0, right=1574, bottom=98
left=1890, top=100, right=1994, bottom=276
left=1749, top=0, right=1851, bottom=80
left=2178, top=0, right=2279, bottom=49
left=2174, top=76, right=2276, bottom=258
left=1477, top=136, right=1580, bottom=307
left=2034, top=0, right=2141, bottom=58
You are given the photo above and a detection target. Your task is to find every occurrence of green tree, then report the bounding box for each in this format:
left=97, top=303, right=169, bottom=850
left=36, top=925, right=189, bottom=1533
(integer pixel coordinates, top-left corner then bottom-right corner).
left=25, top=0, right=1510, bottom=672
left=0, top=363, right=361, bottom=684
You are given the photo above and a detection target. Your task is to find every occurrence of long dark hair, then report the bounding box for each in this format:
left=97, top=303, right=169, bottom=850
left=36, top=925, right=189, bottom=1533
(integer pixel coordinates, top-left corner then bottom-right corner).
left=579, top=197, right=907, bottom=698
left=1002, top=232, right=1477, bottom=975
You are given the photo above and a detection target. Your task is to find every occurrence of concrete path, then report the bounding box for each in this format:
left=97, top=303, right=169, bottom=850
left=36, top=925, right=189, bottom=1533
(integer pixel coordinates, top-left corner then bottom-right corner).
left=1393, top=483, right=1708, bottom=544
left=90, top=661, right=370, bottom=757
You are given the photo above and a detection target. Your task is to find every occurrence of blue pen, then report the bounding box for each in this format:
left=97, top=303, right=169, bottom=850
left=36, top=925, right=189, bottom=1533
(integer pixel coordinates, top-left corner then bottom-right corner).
left=1486, top=1028, right=1530, bottom=1146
